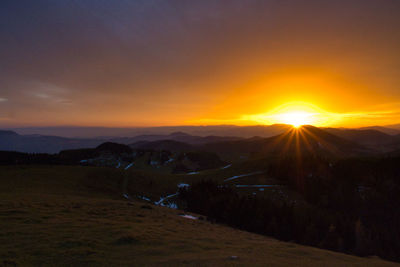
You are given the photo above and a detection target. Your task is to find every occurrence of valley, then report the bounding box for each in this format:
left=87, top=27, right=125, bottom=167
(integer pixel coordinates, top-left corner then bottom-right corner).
left=2, top=125, right=400, bottom=265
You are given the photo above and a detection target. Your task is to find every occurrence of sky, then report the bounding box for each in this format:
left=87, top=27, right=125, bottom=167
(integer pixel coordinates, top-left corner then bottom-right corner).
left=1, top=0, right=400, bottom=128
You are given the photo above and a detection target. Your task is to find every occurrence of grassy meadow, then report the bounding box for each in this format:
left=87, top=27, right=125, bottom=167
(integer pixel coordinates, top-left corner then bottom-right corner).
left=0, top=165, right=398, bottom=266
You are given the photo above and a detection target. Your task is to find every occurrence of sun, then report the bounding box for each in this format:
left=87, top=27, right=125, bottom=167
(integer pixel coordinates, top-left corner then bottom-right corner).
left=277, top=111, right=314, bottom=128
left=241, top=101, right=330, bottom=126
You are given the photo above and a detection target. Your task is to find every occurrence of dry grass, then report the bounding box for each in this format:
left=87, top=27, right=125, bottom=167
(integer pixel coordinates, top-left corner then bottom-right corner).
left=0, top=165, right=398, bottom=266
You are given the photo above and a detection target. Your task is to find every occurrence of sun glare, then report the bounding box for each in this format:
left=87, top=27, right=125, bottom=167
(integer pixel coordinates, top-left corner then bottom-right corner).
left=278, top=111, right=314, bottom=128
left=241, top=101, right=334, bottom=126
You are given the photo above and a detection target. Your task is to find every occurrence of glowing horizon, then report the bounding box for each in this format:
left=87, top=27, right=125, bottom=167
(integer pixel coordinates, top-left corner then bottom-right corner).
left=241, top=102, right=326, bottom=127
left=188, top=101, right=400, bottom=128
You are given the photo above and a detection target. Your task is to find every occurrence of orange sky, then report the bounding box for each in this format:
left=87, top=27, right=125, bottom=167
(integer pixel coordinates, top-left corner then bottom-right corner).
left=190, top=68, right=400, bottom=128
left=1, top=1, right=400, bottom=128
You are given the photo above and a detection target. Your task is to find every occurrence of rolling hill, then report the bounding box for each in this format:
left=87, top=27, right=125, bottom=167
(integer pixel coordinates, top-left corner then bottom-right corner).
left=0, top=130, right=242, bottom=154
left=201, top=126, right=369, bottom=160
left=3, top=125, right=397, bottom=157
left=130, top=140, right=194, bottom=152
left=324, top=128, right=400, bottom=151
left=0, top=165, right=396, bottom=266
left=358, top=126, right=400, bottom=136
left=0, top=130, right=104, bottom=153
left=8, top=124, right=293, bottom=138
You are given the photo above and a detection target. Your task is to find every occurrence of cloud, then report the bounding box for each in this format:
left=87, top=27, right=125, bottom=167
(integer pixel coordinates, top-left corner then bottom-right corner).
left=0, top=98, right=8, bottom=102
left=28, top=82, right=73, bottom=105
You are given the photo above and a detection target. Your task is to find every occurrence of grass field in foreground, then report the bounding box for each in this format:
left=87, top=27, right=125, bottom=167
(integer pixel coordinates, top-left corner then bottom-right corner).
left=0, top=165, right=398, bottom=266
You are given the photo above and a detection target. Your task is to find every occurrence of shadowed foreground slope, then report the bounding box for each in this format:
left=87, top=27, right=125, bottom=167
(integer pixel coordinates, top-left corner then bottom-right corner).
left=0, top=166, right=397, bottom=266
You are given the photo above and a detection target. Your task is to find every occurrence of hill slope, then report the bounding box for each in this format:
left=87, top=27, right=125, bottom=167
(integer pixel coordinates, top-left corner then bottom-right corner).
left=0, top=130, right=241, bottom=154
left=324, top=128, right=400, bottom=150
left=0, top=165, right=396, bottom=266
left=202, top=126, right=369, bottom=160
left=0, top=130, right=104, bottom=153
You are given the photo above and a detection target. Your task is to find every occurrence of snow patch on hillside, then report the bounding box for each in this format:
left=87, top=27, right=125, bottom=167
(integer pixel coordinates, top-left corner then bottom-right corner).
left=224, top=171, right=264, bottom=182
left=180, top=214, right=198, bottom=220
left=235, top=185, right=278, bottom=188
left=125, top=162, right=134, bottom=170
left=221, top=164, right=232, bottom=169
left=178, top=183, right=190, bottom=188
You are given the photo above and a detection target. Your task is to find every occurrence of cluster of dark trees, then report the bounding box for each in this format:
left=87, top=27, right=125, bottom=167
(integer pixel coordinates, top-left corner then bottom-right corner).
left=179, top=155, right=400, bottom=262
left=0, top=143, right=226, bottom=174
left=0, top=142, right=132, bottom=165
left=0, top=151, right=62, bottom=165
left=173, top=151, right=227, bottom=173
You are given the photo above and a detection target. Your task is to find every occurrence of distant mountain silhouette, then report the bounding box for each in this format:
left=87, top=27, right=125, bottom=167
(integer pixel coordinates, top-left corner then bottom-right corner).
left=358, top=126, right=400, bottom=135
left=265, top=125, right=367, bottom=156
left=169, top=131, right=191, bottom=136
left=324, top=128, right=400, bottom=152
left=381, top=124, right=400, bottom=132
left=201, top=126, right=368, bottom=158
left=9, top=124, right=293, bottom=138
left=114, top=132, right=243, bottom=145
left=0, top=130, right=103, bottom=153
left=0, top=130, right=19, bottom=136
left=324, top=128, right=397, bottom=145
left=0, top=129, right=242, bottom=153
left=1, top=126, right=398, bottom=156
left=130, top=140, right=194, bottom=152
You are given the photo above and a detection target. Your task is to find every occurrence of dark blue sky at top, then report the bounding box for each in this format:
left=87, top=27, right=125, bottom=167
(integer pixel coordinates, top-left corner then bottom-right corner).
left=1, top=0, right=400, bottom=126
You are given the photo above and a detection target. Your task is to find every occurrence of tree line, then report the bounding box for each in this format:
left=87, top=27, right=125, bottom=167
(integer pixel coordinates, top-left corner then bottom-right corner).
left=179, top=155, right=400, bottom=262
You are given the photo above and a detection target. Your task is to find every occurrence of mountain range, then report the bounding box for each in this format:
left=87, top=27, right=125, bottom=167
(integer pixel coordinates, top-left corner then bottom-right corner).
left=2, top=125, right=400, bottom=155
left=0, top=130, right=242, bottom=154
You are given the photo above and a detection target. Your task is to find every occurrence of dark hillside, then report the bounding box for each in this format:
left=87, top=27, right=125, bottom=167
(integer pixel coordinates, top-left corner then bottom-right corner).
left=0, top=165, right=396, bottom=266
left=201, top=126, right=368, bottom=160
left=324, top=128, right=400, bottom=151
left=130, top=140, right=194, bottom=152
